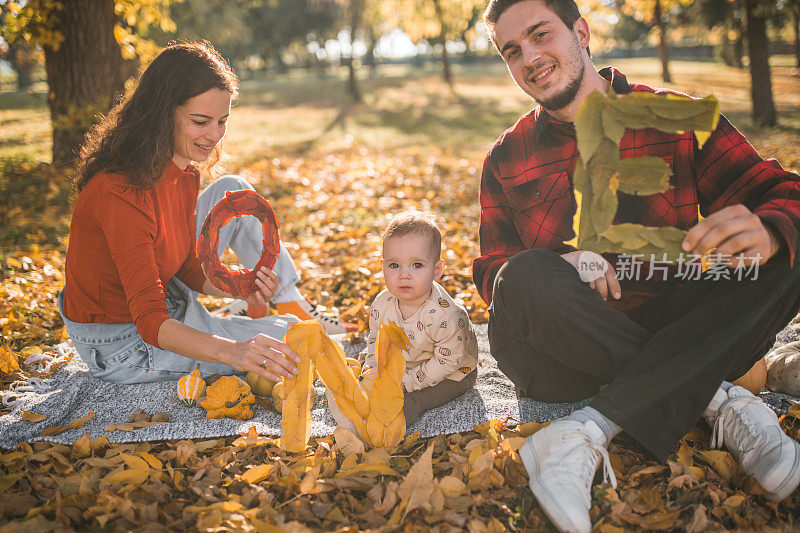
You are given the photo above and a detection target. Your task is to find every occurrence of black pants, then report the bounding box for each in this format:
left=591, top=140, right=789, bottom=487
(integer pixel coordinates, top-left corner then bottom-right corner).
left=488, top=249, right=800, bottom=462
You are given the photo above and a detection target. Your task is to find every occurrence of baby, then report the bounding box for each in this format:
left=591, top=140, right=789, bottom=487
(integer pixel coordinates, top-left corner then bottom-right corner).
left=325, top=212, right=479, bottom=430
left=363, top=211, right=479, bottom=425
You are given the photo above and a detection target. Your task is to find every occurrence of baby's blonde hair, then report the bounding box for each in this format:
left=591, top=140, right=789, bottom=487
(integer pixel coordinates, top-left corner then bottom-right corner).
left=383, top=212, right=442, bottom=260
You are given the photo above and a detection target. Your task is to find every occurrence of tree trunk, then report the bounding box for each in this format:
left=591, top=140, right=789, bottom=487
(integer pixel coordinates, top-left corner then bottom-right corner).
left=654, top=0, right=671, bottom=83
left=272, top=46, right=289, bottom=74
left=794, top=9, right=800, bottom=69
left=733, top=32, right=745, bottom=67
left=44, top=0, right=129, bottom=166
left=719, top=25, right=734, bottom=67
left=440, top=43, right=452, bottom=86
left=364, top=26, right=377, bottom=74
left=744, top=0, right=776, bottom=126
left=8, top=40, right=37, bottom=89
left=432, top=0, right=453, bottom=86
left=347, top=0, right=362, bottom=102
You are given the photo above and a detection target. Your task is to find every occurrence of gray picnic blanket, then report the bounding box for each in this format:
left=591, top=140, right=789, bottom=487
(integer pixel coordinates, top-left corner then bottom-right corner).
left=1, top=324, right=798, bottom=448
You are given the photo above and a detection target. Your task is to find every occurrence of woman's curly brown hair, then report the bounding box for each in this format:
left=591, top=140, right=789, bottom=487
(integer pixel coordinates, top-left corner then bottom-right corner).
left=75, top=41, right=239, bottom=192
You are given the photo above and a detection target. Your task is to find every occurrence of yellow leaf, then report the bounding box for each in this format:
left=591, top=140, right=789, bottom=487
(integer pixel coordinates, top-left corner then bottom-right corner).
left=499, top=436, right=525, bottom=453
left=113, top=24, right=127, bottom=45
left=39, top=409, right=93, bottom=437
left=102, top=465, right=149, bottom=486
left=240, top=463, right=273, bottom=484
left=333, top=427, right=365, bottom=457
left=676, top=442, right=693, bottom=467
left=438, top=475, right=467, bottom=497
left=339, top=452, right=358, bottom=473
left=517, top=421, right=550, bottom=437
left=0, top=346, right=20, bottom=374
left=137, top=451, right=162, bottom=470
left=724, top=494, right=746, bottom=507
left=21, top=411, right=46, bottom=423
left=72, top=433, right=91, bottom=457
left=20, top=346, right=42, bottom=357
left=299, top=463, right=321, bottom=494
left=334, top=462, right=401, bottom=478
left=0, top=473, right=25, bottom=492
left=233, top=425, right=272, bottom=447
left=104, top=420, right=161, bottom=431
left=324, top=506, right=348, bottom=523
left=694, top=449, right=737, bottom=483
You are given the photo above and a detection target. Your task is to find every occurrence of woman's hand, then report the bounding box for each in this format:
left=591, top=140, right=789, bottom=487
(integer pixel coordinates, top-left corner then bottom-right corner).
left=245, top=266, right=278, bottom=309
left=231, top=334, right=299, bottom=382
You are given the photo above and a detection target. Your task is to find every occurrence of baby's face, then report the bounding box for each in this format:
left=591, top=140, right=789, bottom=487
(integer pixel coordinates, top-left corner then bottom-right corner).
left=381, top=233, right=443, bottom=309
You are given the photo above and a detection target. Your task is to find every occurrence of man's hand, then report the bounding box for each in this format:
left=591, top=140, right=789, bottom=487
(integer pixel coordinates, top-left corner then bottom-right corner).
left=682, top=204, right=781, bottom=266
left=561, top=250, right=621, bottom=301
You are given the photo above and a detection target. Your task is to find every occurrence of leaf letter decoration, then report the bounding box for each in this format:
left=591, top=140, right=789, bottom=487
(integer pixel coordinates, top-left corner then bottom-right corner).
left=278, top=320, right=410, bottom=452
left=571, top=90, right=719, bottom=261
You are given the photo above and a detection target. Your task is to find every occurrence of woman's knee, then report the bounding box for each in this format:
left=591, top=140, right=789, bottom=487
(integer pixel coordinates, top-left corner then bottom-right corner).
left=211, top=174, right=253, bottom=193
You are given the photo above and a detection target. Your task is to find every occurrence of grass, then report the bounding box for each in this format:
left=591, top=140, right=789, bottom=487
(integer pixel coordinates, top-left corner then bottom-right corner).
left=2, top=57, right=799, bottom=170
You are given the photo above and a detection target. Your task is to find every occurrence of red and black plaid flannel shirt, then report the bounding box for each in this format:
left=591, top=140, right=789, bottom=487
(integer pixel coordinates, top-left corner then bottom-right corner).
left=473, top=67, right=800, bottom=311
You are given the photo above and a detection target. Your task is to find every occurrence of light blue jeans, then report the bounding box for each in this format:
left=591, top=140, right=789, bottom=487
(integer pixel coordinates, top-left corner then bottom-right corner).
left=59, top=175, right=301, bottom=384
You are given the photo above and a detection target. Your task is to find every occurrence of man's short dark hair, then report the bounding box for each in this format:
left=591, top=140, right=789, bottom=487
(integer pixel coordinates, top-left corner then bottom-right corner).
left=484, top=0, right=582, bottom=30
left=483, top=0, right=589, bottom=56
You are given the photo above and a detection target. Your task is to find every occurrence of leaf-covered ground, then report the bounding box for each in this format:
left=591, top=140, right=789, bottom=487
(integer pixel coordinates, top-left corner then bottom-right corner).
left=2, top=59, right=800, bottom=531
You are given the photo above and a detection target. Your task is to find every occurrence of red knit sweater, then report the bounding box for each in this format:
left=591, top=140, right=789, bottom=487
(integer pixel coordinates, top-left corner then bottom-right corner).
left=62, top=162, right=207, bottom=347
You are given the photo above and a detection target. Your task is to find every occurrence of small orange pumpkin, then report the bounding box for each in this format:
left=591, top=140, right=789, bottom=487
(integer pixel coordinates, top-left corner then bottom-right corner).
left=200, top=375, right=255, bottom=420
left=246, top=371, right=277, bottom=397
left=177, top=368, right=206, bottom=407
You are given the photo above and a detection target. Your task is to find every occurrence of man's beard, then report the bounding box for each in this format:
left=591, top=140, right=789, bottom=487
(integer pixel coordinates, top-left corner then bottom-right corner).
left=535, top=37, right=585, bottom=112
left=538, top=67, right=584, bottom=111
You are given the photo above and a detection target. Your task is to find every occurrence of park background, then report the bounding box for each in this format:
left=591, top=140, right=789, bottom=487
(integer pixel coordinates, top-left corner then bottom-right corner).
left=2, top=0, right=800, bottom=530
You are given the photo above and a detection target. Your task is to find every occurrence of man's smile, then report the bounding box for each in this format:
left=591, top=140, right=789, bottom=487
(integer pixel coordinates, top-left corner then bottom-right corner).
left=530, top=65, right=556, bottom=84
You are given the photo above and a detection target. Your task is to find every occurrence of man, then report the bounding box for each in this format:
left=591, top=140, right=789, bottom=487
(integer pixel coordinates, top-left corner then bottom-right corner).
left=473, top=0, right=800, bottom=531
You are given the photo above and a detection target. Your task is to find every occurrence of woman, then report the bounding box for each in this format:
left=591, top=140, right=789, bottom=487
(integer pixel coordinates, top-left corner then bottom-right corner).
left=59, top=42, right=343, bottom=384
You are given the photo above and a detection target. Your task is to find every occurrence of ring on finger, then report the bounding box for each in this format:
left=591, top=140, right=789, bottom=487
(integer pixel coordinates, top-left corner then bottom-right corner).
left=261, top=357, right=269, bottom=367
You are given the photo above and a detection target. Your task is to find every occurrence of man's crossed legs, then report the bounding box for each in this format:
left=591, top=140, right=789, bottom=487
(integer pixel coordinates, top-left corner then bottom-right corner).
left=489, top=249, right=800, bottom=532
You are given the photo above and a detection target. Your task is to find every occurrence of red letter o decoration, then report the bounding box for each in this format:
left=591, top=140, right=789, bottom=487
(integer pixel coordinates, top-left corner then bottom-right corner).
left=197, top=189, right=280, bottom=299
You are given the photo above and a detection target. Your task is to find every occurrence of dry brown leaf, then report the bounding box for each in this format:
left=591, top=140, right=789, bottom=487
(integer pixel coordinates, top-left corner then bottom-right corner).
left=240, top=463, right=273, bottom=484
left=694, top=449, right=737, bottom=483
left=20, top=410, right=46, bottom=423
left=233, top=425, right=272, bottom=447
left=686, top=504, right=708, bottom=533
left=333, top=427, right=365, bottom=457
left=397, top=443, right=435, bottom=519
left=335, top=462, right=401, bottom=478
left=499, top=436, right=525, bottom=452
left=38, top=409, right=93, bottom=436
left=0, top=345, right=20, bottom=374
left=438, top=475, right=467, bottom=497
left=72, top=433, right=91, bottom=457
left=101, top=454, right=151, bottom=486
left=104, top=420, right=162, bottom=432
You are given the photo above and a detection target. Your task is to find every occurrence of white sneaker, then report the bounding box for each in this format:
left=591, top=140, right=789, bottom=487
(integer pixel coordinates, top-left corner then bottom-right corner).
left=518, top=420, right=617, bottom=533
left=709, top=385, right=800, bottom=501
left=273, top=299, right=357, bottom=335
